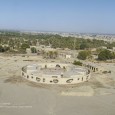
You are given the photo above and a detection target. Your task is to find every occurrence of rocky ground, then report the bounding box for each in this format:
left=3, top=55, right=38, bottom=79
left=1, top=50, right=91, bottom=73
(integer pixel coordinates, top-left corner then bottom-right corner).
left=0, top=55, right=115, bottom=115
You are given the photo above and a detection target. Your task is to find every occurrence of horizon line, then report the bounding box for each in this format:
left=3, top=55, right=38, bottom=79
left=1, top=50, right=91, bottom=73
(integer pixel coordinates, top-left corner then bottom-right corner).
left=0, top=28, right=115, bottom=35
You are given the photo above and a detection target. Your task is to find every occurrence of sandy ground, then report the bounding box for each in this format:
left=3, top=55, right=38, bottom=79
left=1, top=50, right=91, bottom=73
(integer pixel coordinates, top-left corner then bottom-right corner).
left=0, top=55, right=115, bottom=115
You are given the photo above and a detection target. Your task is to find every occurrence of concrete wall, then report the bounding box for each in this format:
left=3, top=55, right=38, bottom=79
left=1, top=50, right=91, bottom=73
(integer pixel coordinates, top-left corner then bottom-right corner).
left=21, top=65, right=91, bottom=85
left=38, top=63, right=69, bottom=69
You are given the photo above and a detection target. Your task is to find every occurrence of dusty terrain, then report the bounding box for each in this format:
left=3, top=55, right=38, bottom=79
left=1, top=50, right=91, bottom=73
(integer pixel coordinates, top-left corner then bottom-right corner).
left=0, top=55, right=115, bottom=115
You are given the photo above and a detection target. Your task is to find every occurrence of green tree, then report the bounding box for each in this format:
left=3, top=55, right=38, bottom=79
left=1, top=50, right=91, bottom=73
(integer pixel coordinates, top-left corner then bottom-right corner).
left=21, top=43, right=30, bottom=50
left=80, top=43, right=88, bottom=49
left=77, top=51, right=91, bottom=60
left=98, top=49, right=115, bottom=60
left=31, top=47, right=37, bottom=53
left=0, top=46, right=4, bottom=52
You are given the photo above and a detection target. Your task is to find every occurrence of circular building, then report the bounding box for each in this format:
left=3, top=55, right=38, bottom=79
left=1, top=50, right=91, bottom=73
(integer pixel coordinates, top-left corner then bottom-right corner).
left=21, top=63, right=91, bottom=85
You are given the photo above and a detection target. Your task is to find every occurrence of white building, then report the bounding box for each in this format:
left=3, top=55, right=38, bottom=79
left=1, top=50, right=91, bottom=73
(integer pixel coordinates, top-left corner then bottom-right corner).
left=65, top=54, right=71, bottom=59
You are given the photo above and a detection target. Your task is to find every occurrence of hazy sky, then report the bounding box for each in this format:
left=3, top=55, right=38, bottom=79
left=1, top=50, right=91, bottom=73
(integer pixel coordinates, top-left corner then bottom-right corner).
left=0, top=0, right=115, bottom=33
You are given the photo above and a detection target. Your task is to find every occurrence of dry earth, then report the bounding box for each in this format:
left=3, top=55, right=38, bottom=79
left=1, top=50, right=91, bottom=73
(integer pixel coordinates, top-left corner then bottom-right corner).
left=0, top=55, right=115, bottom=115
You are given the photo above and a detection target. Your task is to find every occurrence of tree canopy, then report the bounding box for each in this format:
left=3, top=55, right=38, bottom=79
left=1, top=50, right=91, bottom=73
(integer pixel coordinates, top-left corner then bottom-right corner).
left=77, top=50, right=91, bottom=60
left=98, top=49, right=115, bottom=60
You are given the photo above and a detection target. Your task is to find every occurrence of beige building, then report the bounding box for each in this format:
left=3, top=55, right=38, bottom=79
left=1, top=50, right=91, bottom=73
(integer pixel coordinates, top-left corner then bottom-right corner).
left=21, top=63, right=91, bottom=85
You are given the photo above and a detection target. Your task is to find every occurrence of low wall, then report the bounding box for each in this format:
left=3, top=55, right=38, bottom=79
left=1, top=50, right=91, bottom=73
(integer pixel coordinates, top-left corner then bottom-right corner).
left=21, top=69, right=91, bottom=85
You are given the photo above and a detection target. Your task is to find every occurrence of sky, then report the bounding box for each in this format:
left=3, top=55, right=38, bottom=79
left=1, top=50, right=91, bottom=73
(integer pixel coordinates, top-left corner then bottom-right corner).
left=0, top=0, right=115, bottom=34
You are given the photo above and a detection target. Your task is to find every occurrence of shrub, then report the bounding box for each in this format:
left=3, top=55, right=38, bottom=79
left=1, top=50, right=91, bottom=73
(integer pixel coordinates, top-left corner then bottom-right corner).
left=31, top=47, right=37, bottom=53
left=73, top=60, right=82, bottom=66
left=98, top=49, right=115, bottom=60
left=77, top=50, right=91, bottom=60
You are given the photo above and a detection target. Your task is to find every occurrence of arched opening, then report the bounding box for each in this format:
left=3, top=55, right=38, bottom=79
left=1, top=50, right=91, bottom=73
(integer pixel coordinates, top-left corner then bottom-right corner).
left=43, top=78, right=45, bottom=82
left=93, top=68, right=95, bottom=72
left=22, top=72, right=24, bottom=76
left=27, top=75, right=29, bottom=79
left=96, top=68, right=98, bottom=71
left=66, top=79, right=73, bottom=83
left=56, top=64, right=61, bottom=68
left=61, top=74, right=63, bottom=78
left=45, top=65, right=47, bottom=69
left=36, top=77, right=41, bottom=82
left=53, top=79, right=59, bottom=83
